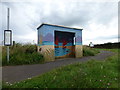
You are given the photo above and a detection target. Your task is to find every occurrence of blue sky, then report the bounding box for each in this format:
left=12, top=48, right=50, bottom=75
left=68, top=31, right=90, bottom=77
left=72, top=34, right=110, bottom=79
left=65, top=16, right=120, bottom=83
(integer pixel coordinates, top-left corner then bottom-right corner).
left=0, top=0, right=119, bottom=45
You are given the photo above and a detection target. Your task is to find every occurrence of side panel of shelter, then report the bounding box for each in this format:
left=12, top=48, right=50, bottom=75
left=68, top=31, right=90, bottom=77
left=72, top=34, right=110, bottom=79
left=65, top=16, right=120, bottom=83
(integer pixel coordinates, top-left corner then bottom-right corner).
left=37, top=25, right=55, bottom=61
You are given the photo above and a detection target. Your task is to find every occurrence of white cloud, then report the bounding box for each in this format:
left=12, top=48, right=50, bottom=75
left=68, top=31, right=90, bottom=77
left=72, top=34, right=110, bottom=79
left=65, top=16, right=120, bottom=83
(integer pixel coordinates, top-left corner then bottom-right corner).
left=0, top=1, right=118, bottom=45
left=13, top=30, right=37, bottom=44
left=83, top=16, right=118, bottom=45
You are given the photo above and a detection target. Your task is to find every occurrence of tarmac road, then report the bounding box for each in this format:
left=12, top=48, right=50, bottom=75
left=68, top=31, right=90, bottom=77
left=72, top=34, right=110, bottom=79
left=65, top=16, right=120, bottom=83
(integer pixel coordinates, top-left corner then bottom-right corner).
left=2, top=50, right=115, bottom=83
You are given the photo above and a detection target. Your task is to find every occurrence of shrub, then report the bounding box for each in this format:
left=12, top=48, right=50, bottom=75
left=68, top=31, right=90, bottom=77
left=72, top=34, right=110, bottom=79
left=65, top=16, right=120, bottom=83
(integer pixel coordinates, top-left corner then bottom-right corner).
left=83, top=46, right=99, bottom=56
left=2, top=43, right=44, bottom=66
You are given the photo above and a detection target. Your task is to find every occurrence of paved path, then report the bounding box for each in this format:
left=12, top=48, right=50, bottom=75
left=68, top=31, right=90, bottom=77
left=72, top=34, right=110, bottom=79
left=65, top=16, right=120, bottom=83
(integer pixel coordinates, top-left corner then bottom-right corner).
left=2, top=50, right=115, bottom=83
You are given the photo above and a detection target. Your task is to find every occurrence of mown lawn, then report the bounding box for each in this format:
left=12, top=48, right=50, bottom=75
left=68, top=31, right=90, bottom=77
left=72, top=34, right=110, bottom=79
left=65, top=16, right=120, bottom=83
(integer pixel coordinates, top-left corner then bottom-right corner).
left=3, top=49, right=118, bottom=88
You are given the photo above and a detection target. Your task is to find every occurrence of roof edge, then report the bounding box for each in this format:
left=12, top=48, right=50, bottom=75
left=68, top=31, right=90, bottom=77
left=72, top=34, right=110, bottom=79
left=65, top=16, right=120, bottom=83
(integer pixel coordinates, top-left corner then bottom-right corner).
left=37, top=23, right=83, bottom=30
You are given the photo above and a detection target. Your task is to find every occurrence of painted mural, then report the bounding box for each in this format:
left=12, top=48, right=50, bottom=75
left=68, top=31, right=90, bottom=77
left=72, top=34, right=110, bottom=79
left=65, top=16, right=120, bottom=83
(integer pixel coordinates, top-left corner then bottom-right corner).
left=37, top=24, right=83, bottom=61
left=55, top=31, right=75, bottom=58
left=42, top=33, right=54, bottom=45
left=76, top=36, right=82, bottom=43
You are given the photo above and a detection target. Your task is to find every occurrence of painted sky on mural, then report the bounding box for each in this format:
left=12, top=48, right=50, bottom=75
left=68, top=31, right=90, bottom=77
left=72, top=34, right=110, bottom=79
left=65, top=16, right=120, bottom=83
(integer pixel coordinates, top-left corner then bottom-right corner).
left=0, top=0, right=118, bottom=45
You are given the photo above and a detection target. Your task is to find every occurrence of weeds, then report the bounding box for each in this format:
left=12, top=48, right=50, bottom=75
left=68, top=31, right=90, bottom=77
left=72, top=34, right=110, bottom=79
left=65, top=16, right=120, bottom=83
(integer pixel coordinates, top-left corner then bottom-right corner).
left=83, top=46, right=100, bottom=56
left=2, top=43, right=44, bottom=66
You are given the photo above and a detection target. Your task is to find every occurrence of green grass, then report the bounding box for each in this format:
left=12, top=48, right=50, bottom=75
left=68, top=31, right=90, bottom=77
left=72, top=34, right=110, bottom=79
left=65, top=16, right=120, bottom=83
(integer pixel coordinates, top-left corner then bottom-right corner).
left=96, top=48, right=118, bottom=53
left=83, top=46, right=100, bottom=56
left=2, top=43, right=44, bottom=66
left=3, top=49, right=118, bottom=88
left=2, top=44, right=99, bottom=66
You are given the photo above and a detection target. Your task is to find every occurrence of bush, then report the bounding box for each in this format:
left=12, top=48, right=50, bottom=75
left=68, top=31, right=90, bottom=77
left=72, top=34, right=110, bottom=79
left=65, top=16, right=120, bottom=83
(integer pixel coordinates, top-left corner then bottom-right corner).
left=2, top=44, right=100, bottom=66
left=83, top=46, right=99, bottom=56
left=2, top=43, right=44, bottom=66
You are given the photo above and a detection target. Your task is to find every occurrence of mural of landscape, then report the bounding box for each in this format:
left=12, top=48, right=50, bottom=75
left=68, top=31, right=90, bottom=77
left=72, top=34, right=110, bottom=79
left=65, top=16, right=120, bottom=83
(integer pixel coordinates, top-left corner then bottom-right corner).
left=55, top=31, right=75, bottom=58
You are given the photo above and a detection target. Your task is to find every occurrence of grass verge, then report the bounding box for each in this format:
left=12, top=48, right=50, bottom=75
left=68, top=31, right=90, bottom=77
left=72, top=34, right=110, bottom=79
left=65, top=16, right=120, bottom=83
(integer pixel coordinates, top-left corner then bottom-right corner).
left=2, top=45, right=100, bottom=66
left=2, top=43, right=44, bottom=66
left=2, top=49, right=118, bottom=88
left=83, top=46, right=100, bottom=56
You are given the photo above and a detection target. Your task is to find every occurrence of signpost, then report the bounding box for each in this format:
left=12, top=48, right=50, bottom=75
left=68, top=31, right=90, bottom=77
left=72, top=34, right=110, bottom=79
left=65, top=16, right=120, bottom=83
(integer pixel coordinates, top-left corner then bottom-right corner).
left=4, top=30, right=12, bottom=62
left=4, top=30, right=12, bottom=46
left=4, top=8, right=12, bottom=62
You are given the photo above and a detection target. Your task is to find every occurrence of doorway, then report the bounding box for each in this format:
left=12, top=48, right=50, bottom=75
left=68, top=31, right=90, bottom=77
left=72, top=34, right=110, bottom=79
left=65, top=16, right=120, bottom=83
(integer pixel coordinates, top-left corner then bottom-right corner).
left=54, top=31, right=75, bottom=58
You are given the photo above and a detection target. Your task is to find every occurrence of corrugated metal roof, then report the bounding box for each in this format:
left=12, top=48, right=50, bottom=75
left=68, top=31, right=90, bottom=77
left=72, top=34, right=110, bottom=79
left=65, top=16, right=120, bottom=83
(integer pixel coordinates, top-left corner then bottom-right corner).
left=37, top=23, right=83, bottom=30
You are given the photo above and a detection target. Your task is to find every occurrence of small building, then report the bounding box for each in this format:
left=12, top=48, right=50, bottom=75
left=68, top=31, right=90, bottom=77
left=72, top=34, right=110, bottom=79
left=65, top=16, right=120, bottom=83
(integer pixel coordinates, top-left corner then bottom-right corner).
left=89, top=42, right=94, bottom=48
left=37, top=23, right=83, bottom=61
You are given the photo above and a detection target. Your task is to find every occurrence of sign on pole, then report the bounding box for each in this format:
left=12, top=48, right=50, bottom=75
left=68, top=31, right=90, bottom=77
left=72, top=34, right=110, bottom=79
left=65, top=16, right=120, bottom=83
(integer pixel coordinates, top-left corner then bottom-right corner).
left=4, top=30, right=12, bottom=62
left=4, top=30, right=12, bottom=46
left=4, top=8, right=12, bottom=62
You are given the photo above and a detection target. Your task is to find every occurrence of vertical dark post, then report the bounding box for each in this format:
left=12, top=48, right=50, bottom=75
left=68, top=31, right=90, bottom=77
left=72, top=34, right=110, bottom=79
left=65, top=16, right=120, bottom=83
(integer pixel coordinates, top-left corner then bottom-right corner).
left=13, top=41, right=15, bottom=46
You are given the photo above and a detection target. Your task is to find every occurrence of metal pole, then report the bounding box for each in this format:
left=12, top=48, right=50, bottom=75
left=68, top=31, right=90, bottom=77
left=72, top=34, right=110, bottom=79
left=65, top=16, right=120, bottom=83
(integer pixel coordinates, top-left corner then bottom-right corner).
left=7, top=46, right=9, bottom=62
left=7, top=8, right=10, bottom=62
left=7, top=8, right=9, bottom=30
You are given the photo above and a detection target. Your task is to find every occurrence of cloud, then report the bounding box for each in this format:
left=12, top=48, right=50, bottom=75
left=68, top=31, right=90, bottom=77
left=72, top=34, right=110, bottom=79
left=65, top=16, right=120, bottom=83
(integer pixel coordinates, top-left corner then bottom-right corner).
left=0, top=0, right=118, bottom=45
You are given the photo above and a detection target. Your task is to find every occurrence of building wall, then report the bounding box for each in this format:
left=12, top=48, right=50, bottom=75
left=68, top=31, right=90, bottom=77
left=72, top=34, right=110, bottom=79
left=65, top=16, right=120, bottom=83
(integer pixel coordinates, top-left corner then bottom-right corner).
left=75, top=45, right=83, bottom=58
left=37, top=24, right=83, bottom=61
left=37, top=25, right=54, bottom=61
left=37, top=45, right=54, bottom=62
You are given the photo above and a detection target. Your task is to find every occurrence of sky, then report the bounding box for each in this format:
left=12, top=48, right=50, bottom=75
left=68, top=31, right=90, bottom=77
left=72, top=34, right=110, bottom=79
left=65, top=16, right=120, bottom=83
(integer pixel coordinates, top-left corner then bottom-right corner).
left=0, top=0, right=119, bottom=45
